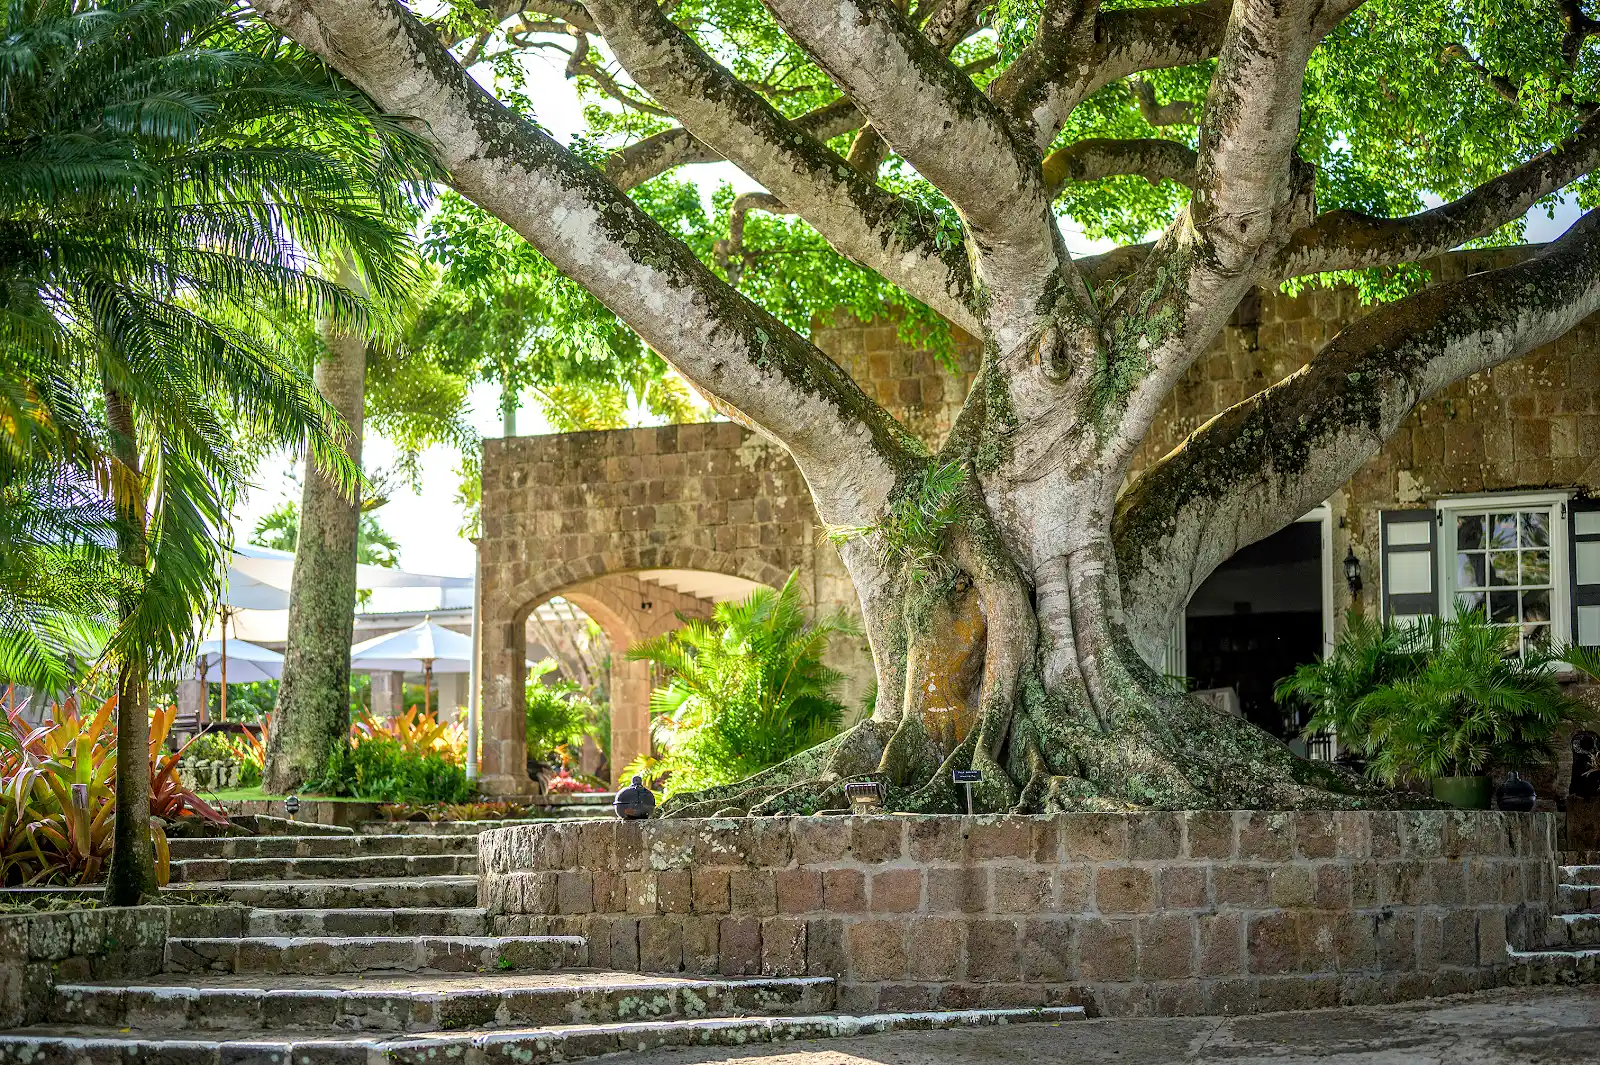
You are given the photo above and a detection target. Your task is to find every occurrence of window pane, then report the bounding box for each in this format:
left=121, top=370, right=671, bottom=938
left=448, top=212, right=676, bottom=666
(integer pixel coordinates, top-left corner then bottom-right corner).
left=1522, top=589, right=1551, bottom=622
left=1488, top=551, right=1518, bottom=587
left=1456, top=591, right=1485, bottom=615
left=1456, top=552, right=1486, bottom=589
left=1490, top=590, right=1518, bottom=623
left=1522, top=624, right=1551, bottom=656
left=1520, top=550, right=1550, bottom=587
left=1490, top=513, right=1519, bottom=549
left=1387, top=551, right=1433, bottom=595
left=1456, top=514, right=1485, bottom=550
left=1521, top=511, right=1550, bottom=548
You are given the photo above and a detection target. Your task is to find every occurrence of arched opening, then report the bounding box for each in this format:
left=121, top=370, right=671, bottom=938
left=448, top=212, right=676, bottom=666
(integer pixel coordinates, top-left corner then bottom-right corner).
left=514, top=568, right=772, bottom=788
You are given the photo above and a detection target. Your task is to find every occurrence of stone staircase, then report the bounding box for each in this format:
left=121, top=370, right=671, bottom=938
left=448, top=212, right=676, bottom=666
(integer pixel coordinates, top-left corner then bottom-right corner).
left=1509, top=851, right=1600, bottom=983
left=0, top=826, right=1080, bottom=1064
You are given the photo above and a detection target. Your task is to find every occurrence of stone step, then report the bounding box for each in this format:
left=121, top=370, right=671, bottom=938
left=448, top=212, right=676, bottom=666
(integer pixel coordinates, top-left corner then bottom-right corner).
left=1558, top=864, right=1600, bottom=886
left=167, top=876, right=478, bottom=909
left=1558, top=883, right=1600, bottom=913
left=1557, top=851, right=1600, bottom=866
left=1551, top=914, right=1600, bottom=948
left=48, top=973, right=836, bottom=1033
left=169, top=854, right=478, bottom=883
left=167, top=834, right=479, bottom=860
left=165, top=936, right=586, bottom=975
left=247, top=907, right=491, bottom=937
left=0, top=1006, right=1084, bottom=1065
left=1506, top=946, right=1600, bottom=985
left=358, top=820, right=557, bottom=835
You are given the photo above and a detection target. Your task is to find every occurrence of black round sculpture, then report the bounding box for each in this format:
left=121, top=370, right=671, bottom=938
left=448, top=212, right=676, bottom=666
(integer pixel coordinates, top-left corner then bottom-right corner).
left=614, top=775, right=656, bottom=820
left=1494, top=772, right=1537, bottom=812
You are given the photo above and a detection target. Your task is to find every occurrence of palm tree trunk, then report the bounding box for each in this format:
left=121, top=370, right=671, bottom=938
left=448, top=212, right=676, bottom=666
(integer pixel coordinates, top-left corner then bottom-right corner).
left=264, top=322, right=366, bottom=793
left=102, top=385, right=157, bottom=905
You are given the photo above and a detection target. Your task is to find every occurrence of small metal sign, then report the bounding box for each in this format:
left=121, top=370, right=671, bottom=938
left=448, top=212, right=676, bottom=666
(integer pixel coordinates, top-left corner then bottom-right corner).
left=951, top=769, right=982, bottom=783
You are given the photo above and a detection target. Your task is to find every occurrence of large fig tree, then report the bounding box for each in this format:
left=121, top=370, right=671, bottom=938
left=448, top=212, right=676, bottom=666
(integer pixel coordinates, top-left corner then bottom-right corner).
left=258, top=0, right=1600, bottom=812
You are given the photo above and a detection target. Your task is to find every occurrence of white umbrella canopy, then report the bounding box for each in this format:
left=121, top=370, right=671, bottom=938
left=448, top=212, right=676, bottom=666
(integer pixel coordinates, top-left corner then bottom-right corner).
left=349, top=617, right=473, bottom=718
left=192, top=639, right=283, bottom=683
left=348, top=617, right=474, bottom=673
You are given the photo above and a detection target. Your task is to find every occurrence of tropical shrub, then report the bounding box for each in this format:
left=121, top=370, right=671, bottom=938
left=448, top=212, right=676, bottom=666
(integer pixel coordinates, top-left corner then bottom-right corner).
left=315, top=738, right=473, bottom=803
left=625, top=572, right=851, bottom=793
left=525, top=660, right=601, bottom=765
left=0, top=696, right=226, bottom=885
left=1279, top=610, right=1596, bottom=784
left=545, top=769, right=603, bottom=795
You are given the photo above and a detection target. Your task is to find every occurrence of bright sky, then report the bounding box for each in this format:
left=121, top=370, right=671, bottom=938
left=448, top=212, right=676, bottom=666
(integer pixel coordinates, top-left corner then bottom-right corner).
left=227, top=42, right=1588, bottom=582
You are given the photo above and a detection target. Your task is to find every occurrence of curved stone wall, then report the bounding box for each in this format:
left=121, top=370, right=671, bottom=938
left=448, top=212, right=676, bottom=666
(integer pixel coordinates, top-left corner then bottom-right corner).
left=479, top=811, right=1560, bottom=1017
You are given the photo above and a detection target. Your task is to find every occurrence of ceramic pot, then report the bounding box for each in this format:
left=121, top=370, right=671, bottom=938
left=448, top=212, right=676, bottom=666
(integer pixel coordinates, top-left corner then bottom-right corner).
left=614, top=775, right=656, bottom=820
left=1431, top=775, right=1493, bottom=810
left=1494, top=772, right=1537, bottom=812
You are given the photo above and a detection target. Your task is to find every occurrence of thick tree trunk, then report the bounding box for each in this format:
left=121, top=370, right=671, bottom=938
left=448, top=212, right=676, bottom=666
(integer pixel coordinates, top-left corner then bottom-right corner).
left=264, top=324, right=366, bottom=793
left=102, top=386, right=158, bottom=905
left=663, top=386, right=1396, bottom=818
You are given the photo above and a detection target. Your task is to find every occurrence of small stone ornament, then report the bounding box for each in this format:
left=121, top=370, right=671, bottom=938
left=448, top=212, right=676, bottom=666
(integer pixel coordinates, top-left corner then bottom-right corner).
left=614, top=775, right=657, bottom=820
left=1494, top=771, right=1537, bottom=812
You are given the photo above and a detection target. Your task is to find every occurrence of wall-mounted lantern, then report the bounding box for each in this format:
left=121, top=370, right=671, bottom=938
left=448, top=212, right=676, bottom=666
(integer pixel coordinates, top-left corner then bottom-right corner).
left=1343, top=545, right=1363, bottom=596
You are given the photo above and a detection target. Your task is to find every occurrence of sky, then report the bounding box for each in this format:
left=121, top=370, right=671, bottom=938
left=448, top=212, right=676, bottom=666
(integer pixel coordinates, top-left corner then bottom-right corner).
left=227, top=42, right=1589, bottom=583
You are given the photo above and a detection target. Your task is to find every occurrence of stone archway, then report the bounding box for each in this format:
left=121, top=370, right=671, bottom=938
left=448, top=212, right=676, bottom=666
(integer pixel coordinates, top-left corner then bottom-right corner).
left=478, top=542, right=800, bottom=794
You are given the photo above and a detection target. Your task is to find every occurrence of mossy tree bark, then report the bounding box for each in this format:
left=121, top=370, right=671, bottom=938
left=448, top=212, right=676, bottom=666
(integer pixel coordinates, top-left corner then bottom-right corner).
left=102, top=385, right=158, bottom=905
left=264, top=323, right=366, bottom=793
left=257, top=0, right=1600, bottom=811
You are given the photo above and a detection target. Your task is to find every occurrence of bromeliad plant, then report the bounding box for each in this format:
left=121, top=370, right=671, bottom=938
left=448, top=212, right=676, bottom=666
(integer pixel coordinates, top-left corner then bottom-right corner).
left=0, top=695, right=228, bottom=886
left=352, top=707, right=466, bottom=761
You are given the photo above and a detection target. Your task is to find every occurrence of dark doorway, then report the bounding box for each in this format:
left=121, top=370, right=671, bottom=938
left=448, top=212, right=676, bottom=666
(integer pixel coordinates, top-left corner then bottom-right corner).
left=1184, top=521, right=1325, bottom=740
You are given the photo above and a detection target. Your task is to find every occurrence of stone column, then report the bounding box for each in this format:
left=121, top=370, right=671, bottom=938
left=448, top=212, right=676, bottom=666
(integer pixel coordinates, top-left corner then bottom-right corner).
left=370, top=671, right=406, bottom=717
left=609, top=658, right=652, bottom=789
left=478, top=609, right=534, bottom=795
left=440, top=672, right=468, bottom=717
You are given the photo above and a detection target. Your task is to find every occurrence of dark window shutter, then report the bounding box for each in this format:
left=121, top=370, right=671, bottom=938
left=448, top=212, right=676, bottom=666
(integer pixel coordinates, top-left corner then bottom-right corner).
left=1380, top=509, right=1439, bottom=621
left=1572, top=500, right=1600, bottom=648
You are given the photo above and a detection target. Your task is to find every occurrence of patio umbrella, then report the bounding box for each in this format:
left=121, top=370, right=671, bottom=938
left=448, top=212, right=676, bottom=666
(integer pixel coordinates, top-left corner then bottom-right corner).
left=193, top=638, right=283, bottom=684
left=211, top=569, right=290, bottom=722
left=348, top=617, right=473, bottom=717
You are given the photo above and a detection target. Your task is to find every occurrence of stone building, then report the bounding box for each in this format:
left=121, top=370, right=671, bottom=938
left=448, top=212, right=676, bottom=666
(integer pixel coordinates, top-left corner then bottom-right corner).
left=475, top=249, right=1600, bottom=793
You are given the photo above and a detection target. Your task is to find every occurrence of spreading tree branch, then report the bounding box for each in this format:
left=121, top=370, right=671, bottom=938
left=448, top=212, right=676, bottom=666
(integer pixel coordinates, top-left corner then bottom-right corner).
left=992, top=1, right=1228, bottom=150
left=1279, top=108, right=1600, bottom=277
left=1042, top=137, right=1197, bottom=193
left=1117, top=208, right=1600, bottom=656
left=602, top=97, right=862, bottom=189
left=258, top=0, right=919, bottom=531
left=582, top=0, right=981, bottom=333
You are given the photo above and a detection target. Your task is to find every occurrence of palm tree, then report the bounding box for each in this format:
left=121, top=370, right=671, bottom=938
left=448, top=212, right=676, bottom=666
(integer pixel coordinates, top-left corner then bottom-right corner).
left=0, top=0, right=434, bottom=902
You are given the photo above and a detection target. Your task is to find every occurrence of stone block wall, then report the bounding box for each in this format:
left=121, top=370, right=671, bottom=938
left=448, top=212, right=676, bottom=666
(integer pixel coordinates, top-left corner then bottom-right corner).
left=479, top=811, right=1559, bottom=1018
left=0, top=905, right=244, bottom=1028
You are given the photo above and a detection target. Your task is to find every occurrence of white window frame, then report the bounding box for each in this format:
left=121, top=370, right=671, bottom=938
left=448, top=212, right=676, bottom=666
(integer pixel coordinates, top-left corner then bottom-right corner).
left=1434, top=490, right=1572, bottom=652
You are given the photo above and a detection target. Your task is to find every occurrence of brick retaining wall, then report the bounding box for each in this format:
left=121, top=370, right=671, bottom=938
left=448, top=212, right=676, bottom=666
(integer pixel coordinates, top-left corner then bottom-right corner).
left=480, top=812, right=1560, bottom=1017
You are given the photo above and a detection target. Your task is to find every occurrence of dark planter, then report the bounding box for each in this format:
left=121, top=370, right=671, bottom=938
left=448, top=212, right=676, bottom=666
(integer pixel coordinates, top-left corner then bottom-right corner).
left=614, top=775, right=656, bottom=820
left=1431, top=775, right=1492, bottom=810
left=1494, top=772, right=1537, bottom=812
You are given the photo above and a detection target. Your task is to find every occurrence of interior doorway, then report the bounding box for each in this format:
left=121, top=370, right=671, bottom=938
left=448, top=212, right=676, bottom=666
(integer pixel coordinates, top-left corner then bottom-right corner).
left=1175, top=507, right=1334, bottom=749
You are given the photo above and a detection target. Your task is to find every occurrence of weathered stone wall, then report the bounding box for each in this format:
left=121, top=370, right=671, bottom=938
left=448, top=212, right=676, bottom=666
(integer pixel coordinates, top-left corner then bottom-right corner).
left=479, top=811, right=1559, bottom=1017
left=0, top=905, right=244, bottom=1028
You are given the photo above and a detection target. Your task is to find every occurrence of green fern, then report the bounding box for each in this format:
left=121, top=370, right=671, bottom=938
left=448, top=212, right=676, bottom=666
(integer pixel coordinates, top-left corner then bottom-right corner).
left=625, top=572, right=854, bottom=793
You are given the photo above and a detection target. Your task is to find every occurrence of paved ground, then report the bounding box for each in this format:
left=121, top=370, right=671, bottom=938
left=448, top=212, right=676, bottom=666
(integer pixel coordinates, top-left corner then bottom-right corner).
left=623, top=987, right=1600, bottom=1065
